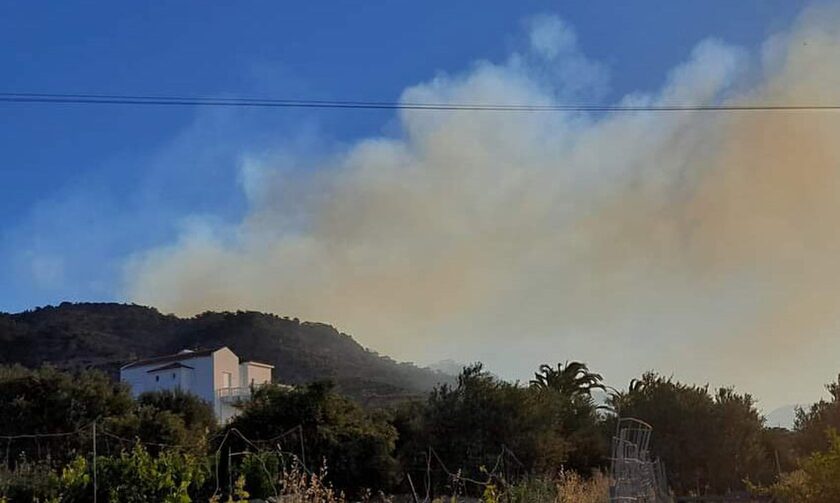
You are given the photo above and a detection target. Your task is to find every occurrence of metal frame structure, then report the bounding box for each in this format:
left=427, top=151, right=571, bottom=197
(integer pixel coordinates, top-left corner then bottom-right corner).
left=610, top=417, right=672, bottom=502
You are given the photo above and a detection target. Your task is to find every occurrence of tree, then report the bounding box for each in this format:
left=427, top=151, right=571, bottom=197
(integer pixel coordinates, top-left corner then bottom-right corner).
left=711, top=388, right=772, bottom=490
left=136, top=389, right=216, bottom=432
left=101, top=389, right=217, bottom=456
left=422, top=364, right=562, bottom=479
left=795, top=374, right=840, bottom=456
left=530, top=361, right=604, bottom=397
left=529, top=361, right=607, bottom=473
left=393, top=363, right=608, bottom=497
left=0, top=365, right=134, bottom=464
left=608, top=372, right=772, bottom=495
left=228, top=381, right=399, bottom=496
left=756, top=429, right=840, bottom=503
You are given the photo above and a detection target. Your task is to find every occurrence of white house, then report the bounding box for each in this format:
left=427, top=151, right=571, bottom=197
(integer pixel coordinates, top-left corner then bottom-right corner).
left=120, top=346, right=274, bottom=423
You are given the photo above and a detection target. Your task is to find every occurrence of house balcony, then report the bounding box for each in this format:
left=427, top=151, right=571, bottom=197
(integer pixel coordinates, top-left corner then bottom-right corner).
left=216, top=386, right=253, bottom=404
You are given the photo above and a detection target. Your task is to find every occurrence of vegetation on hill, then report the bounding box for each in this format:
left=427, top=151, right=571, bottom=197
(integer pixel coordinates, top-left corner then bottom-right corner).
left=0, top=302, right=451, bottom=403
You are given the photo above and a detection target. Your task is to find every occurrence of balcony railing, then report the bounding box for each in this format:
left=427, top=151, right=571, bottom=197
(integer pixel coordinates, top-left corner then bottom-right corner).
left=216, top=386, right=253, bottom=403
left=216, top=382, right=279, bottom=404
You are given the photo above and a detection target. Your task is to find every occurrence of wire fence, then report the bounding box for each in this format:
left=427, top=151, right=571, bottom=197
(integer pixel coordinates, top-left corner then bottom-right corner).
left=3, top=418, right=654, bottom=501
left=0, top=420, right=314, bottom=501
left=0, top=420, right=541, bottom=502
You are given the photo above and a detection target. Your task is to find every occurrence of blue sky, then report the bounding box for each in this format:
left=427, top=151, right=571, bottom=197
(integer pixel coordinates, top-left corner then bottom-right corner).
left=0, top=1, right=804, bottom=312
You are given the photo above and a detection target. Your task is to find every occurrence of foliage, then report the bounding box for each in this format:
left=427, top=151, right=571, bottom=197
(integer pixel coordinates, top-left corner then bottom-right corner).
left=276, top=460, right=347, bottom=503
left=237, top=451, right=281, bottom=499
left=795, top=374, right=840, bottom=455
left=0, top=457, right=62, bottom=502
left=394, top=363, right=607, bottom=496
left=0, top=365, right=133, bottom=433
left=67, top=443, right=208, bottom=503
left=552, top=470, right=608, bottom=503
left=480, top=471, right=608, bottom=503
left=0, top=444, right=208, bottom=503
left=11, top=355, right=840, bottom=500
left=530, top=361, right=604, bottom=396
left=0, top=365, right=218, bottom=461
left=761, top=426, right=798, bottom=476
left=753, top=429, right=840, bottom=502
left=529, top=363, right=607, bottom=473
left=105, top=389, right=217, bottom=455
left=0, top=365, right=134, bottom=464
left=137, top=389, right=217, bottom=433
left=228, top=381, right=399, bottom=495
left=608, top=372, right=772, bottom=495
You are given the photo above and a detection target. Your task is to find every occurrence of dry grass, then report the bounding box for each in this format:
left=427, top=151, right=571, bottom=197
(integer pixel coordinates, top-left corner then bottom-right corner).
left=426, top=470, right=609, bottom=503
left=232, top=458, right=609, bottom=503
left=553, top=469, right=609, bottom=503
left=275, top=461, right=347, bottom=503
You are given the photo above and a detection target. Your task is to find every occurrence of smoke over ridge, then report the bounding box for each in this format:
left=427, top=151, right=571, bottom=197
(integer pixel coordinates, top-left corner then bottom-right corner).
left=126, top=6, right=840, bottom=408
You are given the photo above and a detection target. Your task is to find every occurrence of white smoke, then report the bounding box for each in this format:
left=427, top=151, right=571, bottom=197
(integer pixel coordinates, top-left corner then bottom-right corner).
left=126, top=6, right=840, bottom=409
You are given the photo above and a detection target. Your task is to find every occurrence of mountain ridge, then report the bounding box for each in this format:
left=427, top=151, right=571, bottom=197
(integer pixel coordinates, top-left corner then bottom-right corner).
left=0, top=302, right=453, bottom=404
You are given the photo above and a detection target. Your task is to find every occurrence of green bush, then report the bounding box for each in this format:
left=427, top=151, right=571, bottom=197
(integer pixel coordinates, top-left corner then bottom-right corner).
left=228, top=381, right=399, bottom=495
left=0, top=457, right=62, bottom=502
left=609, top=372, right=771, bottom=494
left=104, top=389, right=216, bottom=455
left=0, top=444, right=209, bottom=503
left=393, top=363, right=607, bottom=496
left=64, top=443, right=208, bottom=503
left=754, top=429, right=840, bottom=502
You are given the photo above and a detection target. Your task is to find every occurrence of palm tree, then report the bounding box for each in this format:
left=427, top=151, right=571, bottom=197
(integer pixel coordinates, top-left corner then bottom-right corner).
left=605, top=377, right=648, bottom=415
left=530, top=361, right=605, bottom=397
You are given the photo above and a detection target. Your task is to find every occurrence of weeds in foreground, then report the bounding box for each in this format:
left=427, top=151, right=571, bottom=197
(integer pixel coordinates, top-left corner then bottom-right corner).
left=497, top=469, right=608, bottom=503
left=276, top=460, right=347, bottom=503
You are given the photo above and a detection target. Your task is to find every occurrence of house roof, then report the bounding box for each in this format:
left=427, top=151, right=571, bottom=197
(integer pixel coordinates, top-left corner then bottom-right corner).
left=146, top=362, right=194, bottom=373
left=242, top=361, right=275, bottom=369
left=121, top=346, right=226, bottom=370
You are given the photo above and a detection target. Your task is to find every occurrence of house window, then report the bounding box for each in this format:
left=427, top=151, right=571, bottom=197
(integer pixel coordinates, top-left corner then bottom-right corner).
left=155, top=375, right=159, bottom=382
left=172, top=373, right=176, bottom=380
left=222, top=371, right=232, bottom=388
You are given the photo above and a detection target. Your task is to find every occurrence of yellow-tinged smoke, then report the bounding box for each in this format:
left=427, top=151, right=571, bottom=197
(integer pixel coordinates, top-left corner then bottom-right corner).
left=125, top=6, right=840, bottom=408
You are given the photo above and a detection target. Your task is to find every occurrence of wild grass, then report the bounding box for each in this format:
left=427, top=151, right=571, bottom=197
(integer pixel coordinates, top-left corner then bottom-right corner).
left=274, top=461, right=347, bottom=503
left=499, top=470, right=609, bottom=503
left=267, top=460, right=609, bottom=503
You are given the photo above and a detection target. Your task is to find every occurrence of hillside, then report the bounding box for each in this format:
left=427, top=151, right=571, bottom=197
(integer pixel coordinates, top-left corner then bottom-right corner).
left=0, top=302, right=452, bottom=404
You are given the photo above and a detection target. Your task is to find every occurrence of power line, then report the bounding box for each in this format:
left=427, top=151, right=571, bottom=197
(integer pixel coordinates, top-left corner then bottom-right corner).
left=1, top=91, right=840, bottom=112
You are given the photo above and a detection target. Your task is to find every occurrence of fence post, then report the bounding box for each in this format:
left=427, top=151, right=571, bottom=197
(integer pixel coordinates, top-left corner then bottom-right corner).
left=92, top=421, right=98, bottom=503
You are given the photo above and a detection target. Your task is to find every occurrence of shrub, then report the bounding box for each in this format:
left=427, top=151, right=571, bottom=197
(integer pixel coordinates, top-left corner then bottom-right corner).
left=64, top=444, right=208, bottom=502
left=754, top=429, right=840, bottom=502
left=228, top=381, right=399, bottom=495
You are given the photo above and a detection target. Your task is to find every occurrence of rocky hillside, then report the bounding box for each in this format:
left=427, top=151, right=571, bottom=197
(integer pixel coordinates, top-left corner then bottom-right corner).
left=0, top=302, right=452, bottom=404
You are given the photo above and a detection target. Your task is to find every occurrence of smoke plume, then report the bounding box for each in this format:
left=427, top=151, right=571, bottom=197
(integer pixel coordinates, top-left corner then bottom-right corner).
left=126, top=6, right=840, bottom=408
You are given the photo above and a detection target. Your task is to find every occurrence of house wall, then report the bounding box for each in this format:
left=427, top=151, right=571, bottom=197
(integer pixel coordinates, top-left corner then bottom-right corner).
left=212, top=347, right=241, bottom=390
left=120, top=366, right=148, bottom=397
left=187, top=356, right=216, bottom=404
left=240, top=362, right=272, bottom=387
left=212, top=347, right=242, bottom=423
left=120, top=355, right=214, bottom=404
left=148, top=366, right=192, bottom=392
